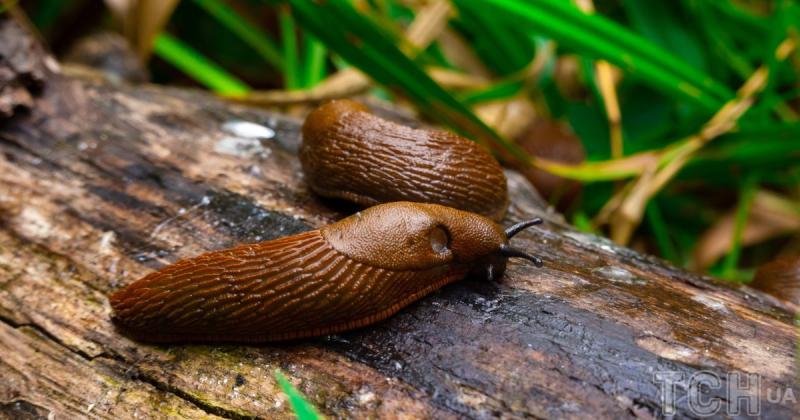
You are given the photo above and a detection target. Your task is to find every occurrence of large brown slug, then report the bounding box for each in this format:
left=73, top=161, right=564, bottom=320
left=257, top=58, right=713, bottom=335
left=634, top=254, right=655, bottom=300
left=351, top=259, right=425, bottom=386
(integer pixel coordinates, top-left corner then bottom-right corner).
left=300, top=99, right=509, bottom=221
left=110, top=202, right=542, bottom=343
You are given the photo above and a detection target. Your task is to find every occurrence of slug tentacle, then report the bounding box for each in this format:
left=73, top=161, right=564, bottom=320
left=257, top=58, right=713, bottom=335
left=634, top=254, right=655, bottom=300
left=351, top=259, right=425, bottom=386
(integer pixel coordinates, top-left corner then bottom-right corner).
left=499, top=244, right=544, bottom=268
left=301, top=100, right=509, bottom=221
left=505, top=218, right=543, bottom=238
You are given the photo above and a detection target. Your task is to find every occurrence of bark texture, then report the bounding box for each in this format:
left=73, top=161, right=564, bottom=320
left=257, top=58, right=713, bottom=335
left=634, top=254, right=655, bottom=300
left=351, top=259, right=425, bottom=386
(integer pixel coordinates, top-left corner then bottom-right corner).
left=0, top=16, right=797, bottom=420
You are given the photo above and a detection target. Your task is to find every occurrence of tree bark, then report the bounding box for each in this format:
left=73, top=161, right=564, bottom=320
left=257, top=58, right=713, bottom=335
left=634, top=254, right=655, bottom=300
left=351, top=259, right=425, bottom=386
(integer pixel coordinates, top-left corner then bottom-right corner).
left=0, top=16, right=797, bottom=419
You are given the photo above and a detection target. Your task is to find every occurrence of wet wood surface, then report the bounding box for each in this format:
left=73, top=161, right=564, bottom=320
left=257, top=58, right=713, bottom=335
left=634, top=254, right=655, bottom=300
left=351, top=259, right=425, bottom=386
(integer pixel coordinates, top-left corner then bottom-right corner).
left=0, top=17, right=797, bottom=419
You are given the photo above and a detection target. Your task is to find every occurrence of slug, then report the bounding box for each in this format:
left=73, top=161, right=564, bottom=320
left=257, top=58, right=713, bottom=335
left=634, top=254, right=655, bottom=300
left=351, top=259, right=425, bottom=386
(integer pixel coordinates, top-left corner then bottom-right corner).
left=300, top=100, right=509, bottom=221
left=513, top=119, right=585, bottom=212
left=110, top=202, right=542, bottom=343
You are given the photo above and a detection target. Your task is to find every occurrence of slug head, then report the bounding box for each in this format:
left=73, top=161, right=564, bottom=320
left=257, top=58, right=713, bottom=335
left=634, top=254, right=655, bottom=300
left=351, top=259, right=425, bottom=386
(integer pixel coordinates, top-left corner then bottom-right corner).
left=481, top=218, right=544, bottom=281
left=321, top=202, right=543, bottom=280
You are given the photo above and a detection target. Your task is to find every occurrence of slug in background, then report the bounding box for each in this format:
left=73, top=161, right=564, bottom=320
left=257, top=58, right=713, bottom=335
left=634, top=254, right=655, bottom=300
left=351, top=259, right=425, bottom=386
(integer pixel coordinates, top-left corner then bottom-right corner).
left=512, top=119, right=585, bottom=212
left=750, top=255, right=800, bottom=306
left=300, top=100, right=509, bottom=221
left=110, top=202, right=543, bottom=343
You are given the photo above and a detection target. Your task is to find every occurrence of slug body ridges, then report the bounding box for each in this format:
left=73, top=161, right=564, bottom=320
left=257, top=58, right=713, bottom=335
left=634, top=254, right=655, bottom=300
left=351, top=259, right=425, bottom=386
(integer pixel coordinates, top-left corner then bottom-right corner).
left=110, top=202, right=509, bottom=343
left=300, top=100, right=509, bottom=221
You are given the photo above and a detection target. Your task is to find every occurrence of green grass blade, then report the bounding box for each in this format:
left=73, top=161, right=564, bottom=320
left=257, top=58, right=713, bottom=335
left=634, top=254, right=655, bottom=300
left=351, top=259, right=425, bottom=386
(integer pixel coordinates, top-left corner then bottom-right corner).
left=467, top=0, right=732, bottom=111
left=645, top=199, right=679, bottom=264
left=280, top=6, right=301, bottom=90
left=622, top=1, right=708, bottom=73
left=302, top=34, right=328, bottom=88
left=455, top=5, right=535, bottom=75
left=287, top=0, right=529, bottom=162
left=708, top=1, right=770, bottom=36
left=720, top=175, right=758, bottom=280
left=153, top=33, right=250, bottom=95
left=685, top=0, right=755, bottom=79
left=191, top=0, right=283, bottom=70
left=274, top=369, right=321, bottom=420
left=572, top=212, right=596, bottom=234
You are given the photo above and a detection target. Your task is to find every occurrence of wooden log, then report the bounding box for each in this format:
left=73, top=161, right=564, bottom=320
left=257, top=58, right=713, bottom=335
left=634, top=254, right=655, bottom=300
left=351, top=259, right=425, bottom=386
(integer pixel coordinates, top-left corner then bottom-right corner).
left=0, top=16, right=797, bottom=419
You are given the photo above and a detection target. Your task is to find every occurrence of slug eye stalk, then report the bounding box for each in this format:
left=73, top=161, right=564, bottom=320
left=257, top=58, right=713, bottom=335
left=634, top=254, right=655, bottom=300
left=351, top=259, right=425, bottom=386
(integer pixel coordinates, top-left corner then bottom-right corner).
left=500, top=218, right=544, bottom=268
left=505, top=218, right=542, bottom=238
left=499, top=244, right=544, bottom=268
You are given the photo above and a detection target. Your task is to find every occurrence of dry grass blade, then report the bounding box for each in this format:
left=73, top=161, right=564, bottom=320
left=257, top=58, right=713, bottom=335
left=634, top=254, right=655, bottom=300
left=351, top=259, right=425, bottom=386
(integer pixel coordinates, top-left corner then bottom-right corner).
left=526, top=39, right=556, bottom=82
left=438, top=28, right=491, bottom=78
left=229, top=69, right=368, bottom=105
left=405, top=0, right=451, bottom=50
left=231, top=66, right=489, bottom=106
left=607, top=165, right=655, bottom=243
left=104, top=0, right=179, bottom=61
left=427, top=67, right=488, bottom=89
left=534, top=150, right=659, bottom=181
left=474, top=42, right=553, bottom=139
left=596, top=61, right=623, bottom=158
left=103, top=0, right=130, bottom=19
left=475, top=97, right=536, bottom=139
left=693, top=191, right=800, bottom=271
left=601, top=37, right=797, bottom=245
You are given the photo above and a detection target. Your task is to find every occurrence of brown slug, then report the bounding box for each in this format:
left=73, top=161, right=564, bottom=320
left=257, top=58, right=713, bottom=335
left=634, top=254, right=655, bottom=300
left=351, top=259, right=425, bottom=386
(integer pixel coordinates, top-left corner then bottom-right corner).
left=750, top=255, right=800, bottom=306
left=110, top=202, right=542, bottom=343
left=300, top=100, right=509, bottom=221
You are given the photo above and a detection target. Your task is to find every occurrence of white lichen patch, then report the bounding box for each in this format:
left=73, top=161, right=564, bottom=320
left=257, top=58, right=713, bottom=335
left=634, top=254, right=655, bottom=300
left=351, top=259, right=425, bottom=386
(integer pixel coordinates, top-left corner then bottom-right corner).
left=17, top=207, right=54, bottom=240
left=97, top=231, right=116, bottom=255
left=593, top=265, right=647, bottom=286
left=356, top=388, right=377, bottom=406
left=564, top=231, right=619, bottom=254
left=636, top=336, right=702, bottom=364
left=691, top=294, right=730, bottom=314
left=221, top=120, right=275, bottom=139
